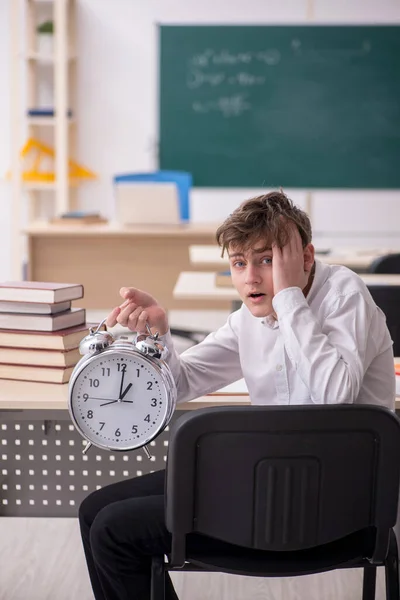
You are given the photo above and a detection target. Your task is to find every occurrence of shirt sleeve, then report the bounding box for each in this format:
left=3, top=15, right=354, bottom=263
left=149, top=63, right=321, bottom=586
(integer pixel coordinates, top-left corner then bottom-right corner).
left=272, top=286, right=376, bottom=404
left=159, top=313, right=243, bottom=403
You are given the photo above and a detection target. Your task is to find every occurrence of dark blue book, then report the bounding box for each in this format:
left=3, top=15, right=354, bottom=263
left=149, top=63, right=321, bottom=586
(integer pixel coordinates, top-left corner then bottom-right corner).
left=27, top=108, right=73, bottom=118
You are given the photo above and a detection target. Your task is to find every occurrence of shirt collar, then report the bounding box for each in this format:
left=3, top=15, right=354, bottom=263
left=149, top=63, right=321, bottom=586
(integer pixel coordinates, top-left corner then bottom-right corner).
left=306, top=259, right=331, bottom=305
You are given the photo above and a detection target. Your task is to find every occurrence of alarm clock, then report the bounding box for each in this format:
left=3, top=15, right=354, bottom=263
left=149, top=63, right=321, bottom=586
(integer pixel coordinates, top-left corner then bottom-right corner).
left=68, top=320, right=177, bottom=456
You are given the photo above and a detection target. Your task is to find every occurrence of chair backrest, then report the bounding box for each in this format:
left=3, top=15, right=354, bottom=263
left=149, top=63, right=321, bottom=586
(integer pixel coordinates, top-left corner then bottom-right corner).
left=166, top=405, right=400, bottom=558
left=113, top=171, right=192, bottom=221
left=367, top=285, right=400, bottom=356
left=368, top=253, right=400, bottom=274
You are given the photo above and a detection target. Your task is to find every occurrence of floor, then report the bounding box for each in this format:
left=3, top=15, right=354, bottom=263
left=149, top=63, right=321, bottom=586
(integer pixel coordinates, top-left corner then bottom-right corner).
left=0, top=517, right=386, bottom=600
left=1, top=518, right=91, bottom=600
left=0, top=309, right=390, bottom=599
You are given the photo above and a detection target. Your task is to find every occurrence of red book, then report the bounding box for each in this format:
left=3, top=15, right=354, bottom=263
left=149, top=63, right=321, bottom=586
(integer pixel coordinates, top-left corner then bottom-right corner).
left=0, top=308, right=85, bottom=332
left=0, top=322, right=101, bottom=351
left=0, top=281, right=83, bottom=303
left=0, top=364, right=74, bottom=384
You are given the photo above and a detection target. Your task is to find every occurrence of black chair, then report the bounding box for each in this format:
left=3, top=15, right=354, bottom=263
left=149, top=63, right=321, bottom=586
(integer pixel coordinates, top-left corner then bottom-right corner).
left=366, top=253, right=400, bottom=354
left=366, top=285, right=400, bottom=356
left=151, top=405, right=400, bottom=600
left=169, top=327, right=207, bottom=346
left=368, top=254, right=400, bottom=274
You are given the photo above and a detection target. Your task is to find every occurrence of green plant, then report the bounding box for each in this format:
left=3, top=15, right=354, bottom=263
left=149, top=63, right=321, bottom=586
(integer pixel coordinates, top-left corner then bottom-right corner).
left=37, top=20, right=54, bottom=34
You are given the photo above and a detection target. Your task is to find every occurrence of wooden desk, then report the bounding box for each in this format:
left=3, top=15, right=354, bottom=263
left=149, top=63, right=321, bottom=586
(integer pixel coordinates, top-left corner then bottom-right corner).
left=361, top=274, right=400, bottom=286
left=0, top=379, right=249, bottom=411
left=0, top=378, right=398, bottom=518
left=175, top=271, right=240, bottom=302
left=174, top=271, right=400, bottom=303
left=0, top=380, right=248, bottom=518
left=189, top=245, right=400, bottom=273
left=0, top=378, right=398, bottom=410
left=25, top=222, right=230, bottom=312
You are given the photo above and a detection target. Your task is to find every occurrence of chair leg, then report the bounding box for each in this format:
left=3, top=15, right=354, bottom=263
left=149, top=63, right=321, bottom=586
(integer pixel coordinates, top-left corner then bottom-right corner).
left=151, top=555, right=165, bottom=600
left=362, top=566, right=377, bottom=600
left=385, top=532, right=400, bottom=600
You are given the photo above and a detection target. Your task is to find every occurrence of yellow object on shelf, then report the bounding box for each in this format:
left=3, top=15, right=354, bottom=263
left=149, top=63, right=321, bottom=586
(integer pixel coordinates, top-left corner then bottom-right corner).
left=6, top=137, right=97, bottom=182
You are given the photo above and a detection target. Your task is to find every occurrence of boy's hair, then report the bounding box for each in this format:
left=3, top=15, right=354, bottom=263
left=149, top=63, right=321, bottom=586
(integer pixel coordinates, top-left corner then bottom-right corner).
left=216, top=191, right=312, bottom=255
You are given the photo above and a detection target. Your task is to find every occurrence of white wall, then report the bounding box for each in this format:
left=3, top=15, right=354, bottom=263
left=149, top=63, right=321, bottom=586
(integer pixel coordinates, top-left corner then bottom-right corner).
left=0, top=1, right=12, bottom=281
left=1, top=0, right=400, bottom=280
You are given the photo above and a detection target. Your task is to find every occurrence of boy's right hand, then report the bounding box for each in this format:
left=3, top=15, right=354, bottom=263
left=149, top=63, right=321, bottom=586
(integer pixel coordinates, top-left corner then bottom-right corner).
left=106, top=287, right=169, bottom=335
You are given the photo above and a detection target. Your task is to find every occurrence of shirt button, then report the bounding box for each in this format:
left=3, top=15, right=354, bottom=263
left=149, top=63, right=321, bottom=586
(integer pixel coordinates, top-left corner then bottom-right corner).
left=276, top=364, right=283, bottom=372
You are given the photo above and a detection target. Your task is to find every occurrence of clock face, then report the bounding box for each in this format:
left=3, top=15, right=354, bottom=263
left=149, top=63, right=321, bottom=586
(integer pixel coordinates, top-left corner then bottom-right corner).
left=69, top=350, right=170, bottom=451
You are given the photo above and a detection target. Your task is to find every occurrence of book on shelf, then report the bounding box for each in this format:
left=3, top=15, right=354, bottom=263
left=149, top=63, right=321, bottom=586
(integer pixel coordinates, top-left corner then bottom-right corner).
left=0, top=346, right=81, bottom=368
left=215, top=270, right=233, bottom=288
left=0, top=300, right=71, bottom=314
left=0, top=308, right=85, bottom=332
left=27, top=108, right=73, bottom=118
left=0, top=281, right=83, bottom=304
left=51, top=211, right=108, bottom=225
left=0, top=364, right=74, bottom=384
left=0, top=322, right=105, bottom=351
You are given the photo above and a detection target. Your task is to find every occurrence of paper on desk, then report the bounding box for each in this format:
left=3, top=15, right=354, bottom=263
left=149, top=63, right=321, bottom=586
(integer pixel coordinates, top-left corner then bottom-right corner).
left=210, top=379, right=248, bottom=395
left=396, top=376, right=400, bottom=397
left=213, top=374, right=400, bottom=398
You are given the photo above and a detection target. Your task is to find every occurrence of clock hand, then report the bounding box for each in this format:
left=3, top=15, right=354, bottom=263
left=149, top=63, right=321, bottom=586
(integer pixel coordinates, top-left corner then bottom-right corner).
left=120, top=383, right=133, bottom=401
left=88, top=397, right=117, bottom=401
left=99, top=399, right=133, bottom=406
left=119, top=369, right=126, bottom=400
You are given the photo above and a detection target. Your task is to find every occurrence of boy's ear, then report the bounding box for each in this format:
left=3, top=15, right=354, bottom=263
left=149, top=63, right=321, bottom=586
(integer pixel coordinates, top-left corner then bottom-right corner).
left=303, top=243, right=315, bottom=274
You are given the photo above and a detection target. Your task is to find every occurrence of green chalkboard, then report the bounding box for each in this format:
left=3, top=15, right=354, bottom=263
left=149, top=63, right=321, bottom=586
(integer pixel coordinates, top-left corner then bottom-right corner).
left=159, top=25, right=400, bottom=188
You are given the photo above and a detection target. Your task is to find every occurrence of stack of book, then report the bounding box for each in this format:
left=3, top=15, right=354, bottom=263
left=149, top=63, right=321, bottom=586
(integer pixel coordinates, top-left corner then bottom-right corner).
left=0, top=281, right=88, bottom=384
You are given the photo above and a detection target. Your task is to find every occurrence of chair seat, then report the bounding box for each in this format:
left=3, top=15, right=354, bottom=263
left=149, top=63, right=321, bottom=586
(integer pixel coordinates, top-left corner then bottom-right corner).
left=175, top=529, right=376, bottom=578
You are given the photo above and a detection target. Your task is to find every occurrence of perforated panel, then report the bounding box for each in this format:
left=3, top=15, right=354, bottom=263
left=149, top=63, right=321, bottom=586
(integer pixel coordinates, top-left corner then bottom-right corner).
left=0, top=410, right=177, bottom=517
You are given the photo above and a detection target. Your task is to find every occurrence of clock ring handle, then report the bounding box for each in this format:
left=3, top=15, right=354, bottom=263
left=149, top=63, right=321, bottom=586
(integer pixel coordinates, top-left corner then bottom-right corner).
left=145, top=322, right=159, bottom=341
left=90, top=318, right=108, bottom=335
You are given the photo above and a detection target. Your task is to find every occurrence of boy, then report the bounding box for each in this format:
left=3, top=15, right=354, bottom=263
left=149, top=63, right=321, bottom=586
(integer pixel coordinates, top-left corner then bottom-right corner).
left=79, top=191, right=395, bottom=600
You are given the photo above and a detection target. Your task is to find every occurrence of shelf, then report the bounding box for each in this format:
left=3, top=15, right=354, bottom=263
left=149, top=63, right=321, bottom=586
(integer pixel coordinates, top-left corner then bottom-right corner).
left=23, top=180, right=80, bottom=190
left=25, top=52, right=77, bottom=62
left=27, top=117, right=75, bottom=126
left=10, top=0, right=81, bottom=278
left=23, top=182, right=57, bottom=190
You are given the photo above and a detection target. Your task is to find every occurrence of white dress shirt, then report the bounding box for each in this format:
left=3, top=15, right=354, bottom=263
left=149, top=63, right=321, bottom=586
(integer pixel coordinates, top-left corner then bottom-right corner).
left=161, top=260, right=395, bottom=409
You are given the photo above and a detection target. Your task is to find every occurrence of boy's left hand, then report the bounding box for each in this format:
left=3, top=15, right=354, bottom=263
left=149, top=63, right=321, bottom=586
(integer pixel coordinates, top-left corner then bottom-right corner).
left=272, top=224, right=309, bottom=295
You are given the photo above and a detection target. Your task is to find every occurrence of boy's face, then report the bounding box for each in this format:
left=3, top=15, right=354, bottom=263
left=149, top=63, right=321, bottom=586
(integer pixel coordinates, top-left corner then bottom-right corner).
left=228, top=237, right=314, bottom=318
left=228, top=242, right=275, bottom=317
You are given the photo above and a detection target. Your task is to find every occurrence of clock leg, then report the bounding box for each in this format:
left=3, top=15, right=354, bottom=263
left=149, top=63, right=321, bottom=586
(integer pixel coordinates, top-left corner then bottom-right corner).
left=82, top=441, right=93, bottom=455
left=143, top=445, right=153, bottom=460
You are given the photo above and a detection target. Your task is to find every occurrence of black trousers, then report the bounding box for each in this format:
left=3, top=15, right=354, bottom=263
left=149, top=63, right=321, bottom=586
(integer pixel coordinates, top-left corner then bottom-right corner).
left=79, top=469, right=179, bottom=600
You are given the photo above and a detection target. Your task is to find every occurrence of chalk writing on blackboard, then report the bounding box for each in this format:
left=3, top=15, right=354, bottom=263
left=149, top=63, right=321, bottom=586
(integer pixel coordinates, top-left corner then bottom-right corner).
left=192, top=94, right=251, bottom=117
left=290, top=38, right=371, bottom=61
left=187, top=70, right=266, bottom=89
left=189, top=48, right=281, bottom=68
